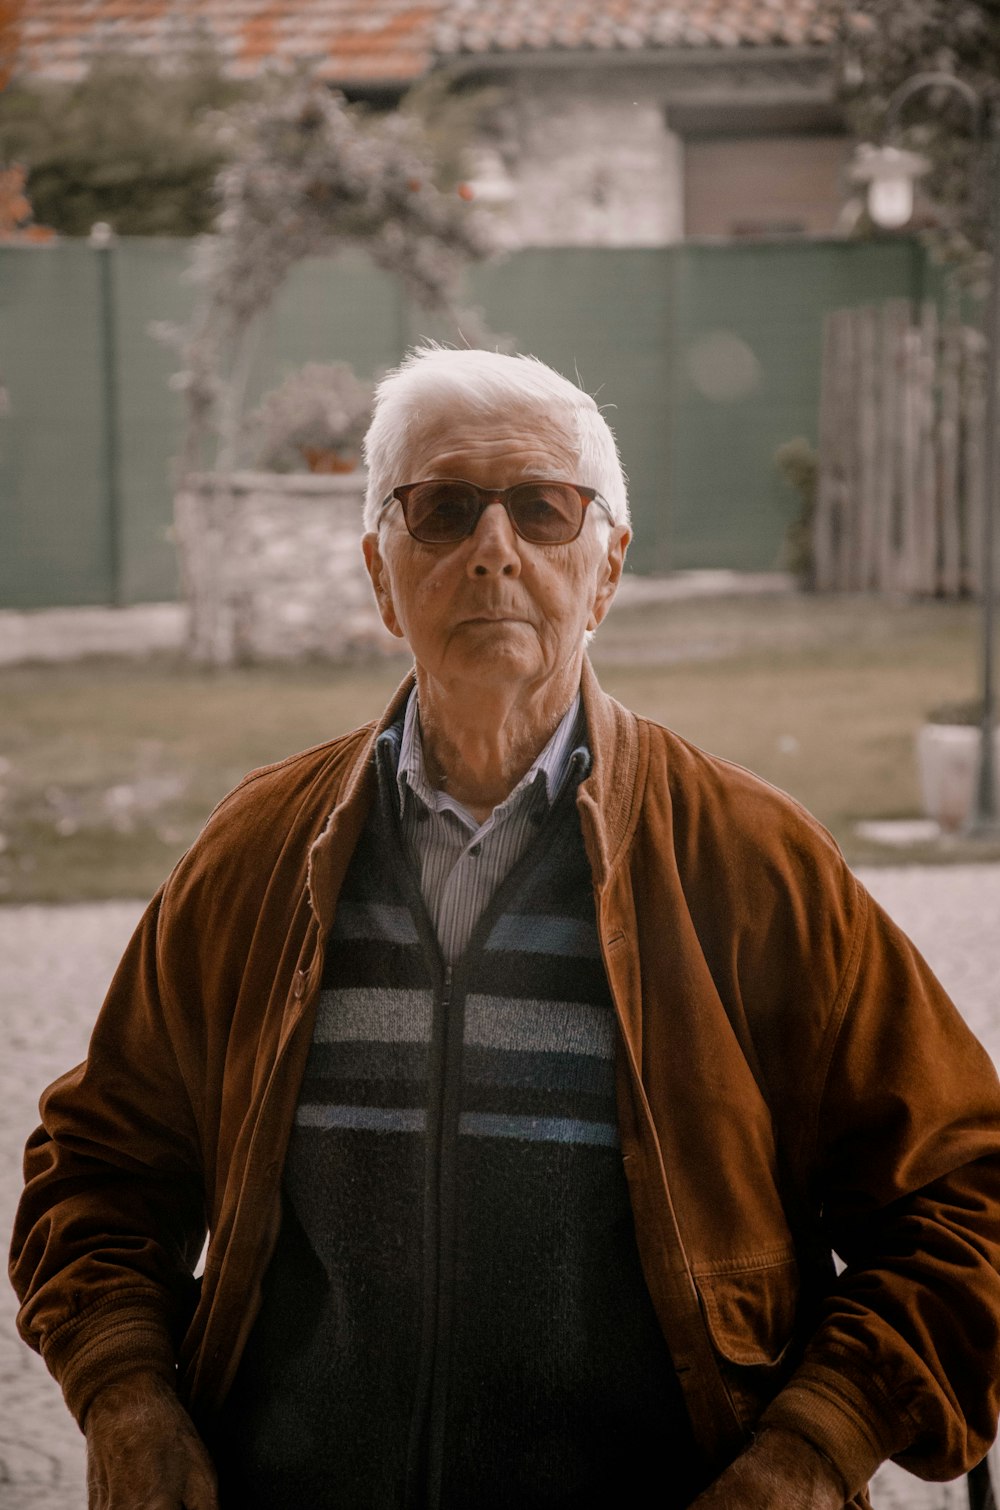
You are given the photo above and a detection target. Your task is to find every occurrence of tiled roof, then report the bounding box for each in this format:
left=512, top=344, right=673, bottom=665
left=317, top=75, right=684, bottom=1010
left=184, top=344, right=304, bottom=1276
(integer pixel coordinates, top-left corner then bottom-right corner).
left=434, top=0, right=839, bottom=55
left=17, top=0, right=438, bottom=83
left=16, top=1, right=837, bottom=84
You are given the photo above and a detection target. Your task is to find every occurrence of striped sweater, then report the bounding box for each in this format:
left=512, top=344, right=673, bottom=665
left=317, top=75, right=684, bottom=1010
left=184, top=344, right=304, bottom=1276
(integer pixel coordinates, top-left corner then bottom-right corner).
left=212, top=727, right=697, bottom=1509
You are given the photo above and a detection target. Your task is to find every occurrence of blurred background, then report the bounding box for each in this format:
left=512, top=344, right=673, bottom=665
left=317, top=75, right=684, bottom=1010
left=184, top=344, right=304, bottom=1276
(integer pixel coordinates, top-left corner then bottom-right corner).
left=2, top=2, right=1000, bottom=1507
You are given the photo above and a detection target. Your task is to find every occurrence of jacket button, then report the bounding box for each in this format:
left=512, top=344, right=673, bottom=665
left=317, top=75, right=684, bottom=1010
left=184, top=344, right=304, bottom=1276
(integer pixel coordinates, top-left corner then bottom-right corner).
left=293, top=970, right=306, bottom=999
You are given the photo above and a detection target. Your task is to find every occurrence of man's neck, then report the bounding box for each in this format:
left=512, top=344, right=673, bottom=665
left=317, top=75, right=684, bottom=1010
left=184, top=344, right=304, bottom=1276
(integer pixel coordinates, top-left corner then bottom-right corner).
left=413, top=663, right=581, bottom=824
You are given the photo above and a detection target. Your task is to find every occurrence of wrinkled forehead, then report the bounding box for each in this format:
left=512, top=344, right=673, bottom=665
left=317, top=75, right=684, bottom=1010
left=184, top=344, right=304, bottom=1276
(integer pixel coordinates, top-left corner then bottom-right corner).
left=400, top=399, right=582, bottom=480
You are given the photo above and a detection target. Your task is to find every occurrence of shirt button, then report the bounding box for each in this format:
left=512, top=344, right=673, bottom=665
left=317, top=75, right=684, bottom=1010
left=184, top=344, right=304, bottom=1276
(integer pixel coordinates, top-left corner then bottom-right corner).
left=469, top=844, right=481, bottom=856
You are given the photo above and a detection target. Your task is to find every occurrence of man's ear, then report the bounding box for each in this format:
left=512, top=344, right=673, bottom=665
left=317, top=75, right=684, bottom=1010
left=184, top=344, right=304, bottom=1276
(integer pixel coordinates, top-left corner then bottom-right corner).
left=587, top=524, right=630, bottom=633
left=362, top=532, right=405, bottom=639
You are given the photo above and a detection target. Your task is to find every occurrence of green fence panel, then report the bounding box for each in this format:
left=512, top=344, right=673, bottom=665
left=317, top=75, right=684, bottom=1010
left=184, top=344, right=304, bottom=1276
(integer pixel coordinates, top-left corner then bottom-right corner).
left=0, top=243, right=412, bottom=608
left=1, top=235, right=948, bottom=607
left=115, top=239, right=196, bottom=603
left=0, top=244, right=111, bottom=607
left=667, top=238, right=929, bottom=571
left=252, top=250, right=405, bottom=420
left=109, top=244, right=406, bottom=604
left=468, top=250, right=674, bottom=574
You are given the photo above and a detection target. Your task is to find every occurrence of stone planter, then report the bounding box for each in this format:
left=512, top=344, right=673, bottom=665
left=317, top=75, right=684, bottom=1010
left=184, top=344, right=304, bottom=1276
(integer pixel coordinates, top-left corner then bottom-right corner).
left=915, top=722, right=1000, bottom=832
left=174, top=471, right=397, bottom=665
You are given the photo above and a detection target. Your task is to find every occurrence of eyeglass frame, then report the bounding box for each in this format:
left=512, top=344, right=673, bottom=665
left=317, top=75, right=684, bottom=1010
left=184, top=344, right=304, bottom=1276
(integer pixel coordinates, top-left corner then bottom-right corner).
left=376, top=478, right=617, bottom=545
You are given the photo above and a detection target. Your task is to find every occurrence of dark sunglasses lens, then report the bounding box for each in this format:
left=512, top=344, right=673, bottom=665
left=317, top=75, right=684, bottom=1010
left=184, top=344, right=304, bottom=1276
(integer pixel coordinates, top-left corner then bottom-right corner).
left=508, top=483, right=582, bottom=542
left=404, top=481, right=481, bottom=541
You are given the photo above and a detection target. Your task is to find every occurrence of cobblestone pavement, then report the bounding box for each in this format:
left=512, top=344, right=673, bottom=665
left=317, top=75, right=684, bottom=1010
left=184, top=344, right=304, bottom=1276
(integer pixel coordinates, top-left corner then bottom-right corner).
left=2, top=866, right=999, bottom=1510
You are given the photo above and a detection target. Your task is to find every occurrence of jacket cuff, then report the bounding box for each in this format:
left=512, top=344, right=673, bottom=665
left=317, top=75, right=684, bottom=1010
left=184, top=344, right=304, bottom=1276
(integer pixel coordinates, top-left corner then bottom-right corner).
left=40, top=1293, right=178, bottom=1427
left=758, top=1361, right=915, bottom=1498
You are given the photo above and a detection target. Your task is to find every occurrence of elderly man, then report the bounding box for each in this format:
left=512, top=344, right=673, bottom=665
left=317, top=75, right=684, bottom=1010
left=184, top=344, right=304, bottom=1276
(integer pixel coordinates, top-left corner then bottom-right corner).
left=11, top=346, right=1000, bottom=1510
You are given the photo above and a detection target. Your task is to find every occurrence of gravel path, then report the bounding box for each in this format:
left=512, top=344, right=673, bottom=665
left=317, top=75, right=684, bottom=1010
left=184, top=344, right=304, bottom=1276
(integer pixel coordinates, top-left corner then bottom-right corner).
left=2, top=866, right=999, bottom=1510
left=2, top=903, right=141, bottom=1510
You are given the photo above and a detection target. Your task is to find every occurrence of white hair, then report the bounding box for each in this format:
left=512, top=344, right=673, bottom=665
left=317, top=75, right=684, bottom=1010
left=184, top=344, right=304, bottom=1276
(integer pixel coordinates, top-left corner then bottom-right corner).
left=361, top=344, right=630, bottom=532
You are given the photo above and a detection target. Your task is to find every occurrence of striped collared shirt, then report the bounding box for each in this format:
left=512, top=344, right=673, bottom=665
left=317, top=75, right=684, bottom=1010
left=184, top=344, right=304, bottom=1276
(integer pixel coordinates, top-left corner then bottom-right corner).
left=396, top=689, right=583, bottom=963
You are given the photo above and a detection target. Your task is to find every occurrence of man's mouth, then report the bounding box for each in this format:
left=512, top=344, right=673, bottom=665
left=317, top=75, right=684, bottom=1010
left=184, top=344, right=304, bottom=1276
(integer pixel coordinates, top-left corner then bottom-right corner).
left=460, top=611, right=527, bottom=624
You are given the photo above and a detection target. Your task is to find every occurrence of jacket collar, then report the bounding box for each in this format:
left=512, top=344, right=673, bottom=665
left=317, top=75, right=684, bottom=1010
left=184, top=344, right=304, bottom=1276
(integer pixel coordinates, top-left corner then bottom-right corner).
left=576, top=657, right=645, bottom=889
left=306, top=656, right=645, bottom=922
left=306, top=669, right=415, bottom=926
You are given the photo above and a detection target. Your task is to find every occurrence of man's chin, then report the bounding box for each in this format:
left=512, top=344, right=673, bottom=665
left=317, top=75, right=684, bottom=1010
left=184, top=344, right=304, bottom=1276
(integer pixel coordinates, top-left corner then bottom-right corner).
left=451, top=620, right=537, bottom=658
left=439, top=639, right=540, bottom=688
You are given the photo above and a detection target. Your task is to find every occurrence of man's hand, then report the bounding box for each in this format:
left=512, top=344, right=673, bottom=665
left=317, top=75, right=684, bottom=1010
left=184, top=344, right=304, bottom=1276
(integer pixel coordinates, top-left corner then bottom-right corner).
left=689, top=1427, right=847, bottom=1510
left=85, top=1371, right=218, bottom=1510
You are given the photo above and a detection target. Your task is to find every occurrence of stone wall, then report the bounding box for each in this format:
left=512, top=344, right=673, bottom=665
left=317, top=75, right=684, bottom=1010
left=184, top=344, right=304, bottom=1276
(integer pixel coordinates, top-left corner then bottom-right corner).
left=500, top=66, right=685, bottom=247
left=174, top=471, right=397, bottom=665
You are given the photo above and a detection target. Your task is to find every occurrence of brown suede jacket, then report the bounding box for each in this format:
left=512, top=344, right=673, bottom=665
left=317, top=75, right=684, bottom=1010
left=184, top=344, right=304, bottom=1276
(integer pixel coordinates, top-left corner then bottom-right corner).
left=11, top=663, right=1000, bottom=1504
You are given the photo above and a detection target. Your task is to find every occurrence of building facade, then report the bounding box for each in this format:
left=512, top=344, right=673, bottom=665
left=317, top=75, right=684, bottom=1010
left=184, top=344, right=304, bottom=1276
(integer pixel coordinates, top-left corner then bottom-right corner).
left=15, top=0, right=849, bottom=246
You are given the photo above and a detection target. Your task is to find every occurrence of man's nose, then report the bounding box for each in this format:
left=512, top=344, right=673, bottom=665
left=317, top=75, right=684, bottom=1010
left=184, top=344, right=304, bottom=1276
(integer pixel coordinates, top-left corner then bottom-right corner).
left=467, top=500, right=521, bottom=577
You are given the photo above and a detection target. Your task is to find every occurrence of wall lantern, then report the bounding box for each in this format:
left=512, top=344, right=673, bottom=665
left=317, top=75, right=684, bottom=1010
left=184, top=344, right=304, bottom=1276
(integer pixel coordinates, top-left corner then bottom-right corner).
left=849, top=143, right=932, bottom=229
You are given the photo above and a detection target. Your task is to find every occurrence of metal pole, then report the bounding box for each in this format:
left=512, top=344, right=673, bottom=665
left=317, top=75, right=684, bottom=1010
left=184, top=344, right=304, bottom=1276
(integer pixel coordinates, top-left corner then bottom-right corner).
left=968, top=1456, right=997, bottom=1510
left=966, top=110, right=1000, bottom=836
left=91, top=224, right=124, bottom=609
left=877, top=73, right=998, bottom=837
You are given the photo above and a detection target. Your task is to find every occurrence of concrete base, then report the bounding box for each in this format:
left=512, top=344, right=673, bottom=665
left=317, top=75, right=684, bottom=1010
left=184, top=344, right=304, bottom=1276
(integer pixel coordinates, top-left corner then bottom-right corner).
left=916, top=724, right=1000, bottom=834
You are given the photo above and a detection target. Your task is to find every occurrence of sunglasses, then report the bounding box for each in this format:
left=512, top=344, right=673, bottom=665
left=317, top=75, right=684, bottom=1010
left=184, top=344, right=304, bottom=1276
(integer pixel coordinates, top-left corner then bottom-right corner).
left=378, top=478, right=615, bottom=545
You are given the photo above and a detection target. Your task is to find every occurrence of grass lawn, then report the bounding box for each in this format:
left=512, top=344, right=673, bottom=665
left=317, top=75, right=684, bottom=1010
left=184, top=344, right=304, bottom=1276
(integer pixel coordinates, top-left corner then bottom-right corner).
left=0, top=591, right=993, bottom=903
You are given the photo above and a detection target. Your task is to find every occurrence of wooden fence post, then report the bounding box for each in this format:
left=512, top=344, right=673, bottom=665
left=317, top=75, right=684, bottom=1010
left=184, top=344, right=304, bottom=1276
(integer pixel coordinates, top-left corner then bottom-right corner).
left=814, top=310, right=841, bottom=592
left=916, top=301, right=939, bottom=594
left=815, top=299, right=985, bottom=598
left=856, top=306, right=879, bottom=590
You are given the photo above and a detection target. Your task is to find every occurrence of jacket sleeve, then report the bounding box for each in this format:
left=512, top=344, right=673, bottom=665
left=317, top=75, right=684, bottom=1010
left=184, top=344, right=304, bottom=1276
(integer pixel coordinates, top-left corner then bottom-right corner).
left=760, top=877, right=1000, bottom=1494
left=8, top=889, right=206, bottom=1426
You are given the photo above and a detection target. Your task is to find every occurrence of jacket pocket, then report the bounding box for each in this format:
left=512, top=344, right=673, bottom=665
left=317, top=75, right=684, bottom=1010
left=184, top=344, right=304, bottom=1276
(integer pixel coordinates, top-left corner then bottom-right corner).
left=694, top=1251, right=798, bottom=1365
left=694, top=1252, right=800, bottom=1424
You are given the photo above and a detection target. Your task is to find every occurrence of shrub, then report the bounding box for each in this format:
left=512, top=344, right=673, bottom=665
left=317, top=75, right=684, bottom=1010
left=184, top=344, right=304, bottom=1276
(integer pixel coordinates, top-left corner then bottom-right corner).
left=774, top=437, right=818, bottom=587
left=0, top=46, right=252, bottom=236
left=246, top=363, right=373, bottom=474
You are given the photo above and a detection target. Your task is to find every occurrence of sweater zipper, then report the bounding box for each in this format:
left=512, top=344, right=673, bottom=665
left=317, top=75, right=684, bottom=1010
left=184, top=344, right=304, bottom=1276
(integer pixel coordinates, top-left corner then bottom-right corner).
left=406, top=961, right=456, bottom=1510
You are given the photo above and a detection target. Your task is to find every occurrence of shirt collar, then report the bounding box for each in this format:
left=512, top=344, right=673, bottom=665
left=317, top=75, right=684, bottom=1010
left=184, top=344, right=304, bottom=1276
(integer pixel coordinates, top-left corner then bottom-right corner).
left=395, top=688, right=583, bottom=826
